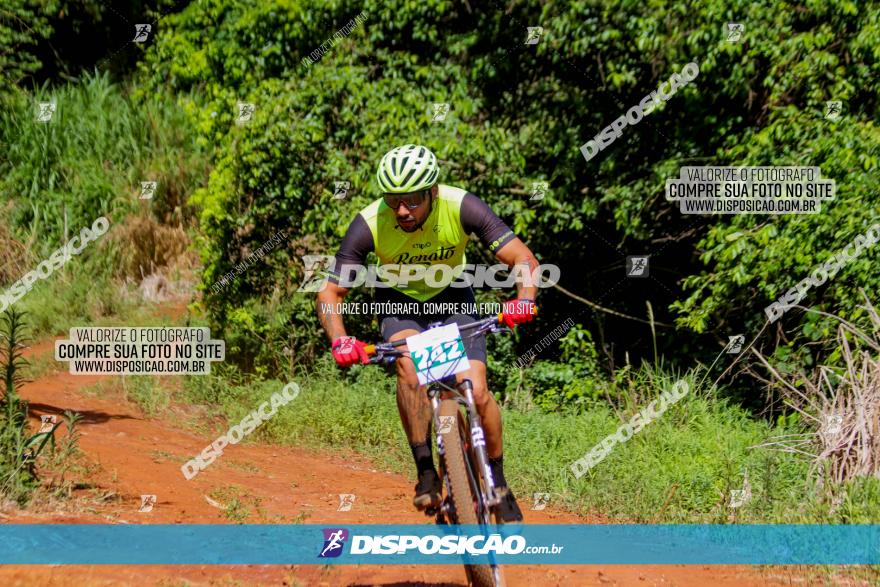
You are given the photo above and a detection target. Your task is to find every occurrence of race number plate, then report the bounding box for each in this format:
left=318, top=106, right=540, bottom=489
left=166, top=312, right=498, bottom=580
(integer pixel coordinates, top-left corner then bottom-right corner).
left=406, top=324, right=470, bottom=385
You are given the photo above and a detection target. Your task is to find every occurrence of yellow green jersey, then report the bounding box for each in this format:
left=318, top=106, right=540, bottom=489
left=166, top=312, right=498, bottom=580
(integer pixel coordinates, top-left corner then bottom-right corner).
left=331, top=184, right=515, bottom=301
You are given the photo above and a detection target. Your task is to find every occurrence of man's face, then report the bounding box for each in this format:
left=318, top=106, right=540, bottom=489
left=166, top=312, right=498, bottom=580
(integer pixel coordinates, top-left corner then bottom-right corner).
left=385, top=185, right=436, bottom=232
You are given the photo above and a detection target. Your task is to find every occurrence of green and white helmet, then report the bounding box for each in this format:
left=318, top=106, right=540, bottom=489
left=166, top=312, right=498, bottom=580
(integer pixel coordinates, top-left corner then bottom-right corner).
left=376, top=144, right=439, bottom=193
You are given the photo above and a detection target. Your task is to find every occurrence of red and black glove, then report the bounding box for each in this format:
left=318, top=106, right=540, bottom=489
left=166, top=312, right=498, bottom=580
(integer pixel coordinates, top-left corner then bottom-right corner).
left=331, top=336, right=370, bottom=367
left=501, top=298, right=537, bottom=329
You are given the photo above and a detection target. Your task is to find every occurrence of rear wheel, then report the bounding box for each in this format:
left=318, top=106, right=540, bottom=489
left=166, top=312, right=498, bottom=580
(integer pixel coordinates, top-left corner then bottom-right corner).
left=438, top=399, right=504, bottom=587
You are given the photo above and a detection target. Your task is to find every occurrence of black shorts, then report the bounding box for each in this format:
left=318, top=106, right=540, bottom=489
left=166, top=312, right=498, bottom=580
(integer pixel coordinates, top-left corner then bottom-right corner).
left=375, top=286, right=487, bottom=363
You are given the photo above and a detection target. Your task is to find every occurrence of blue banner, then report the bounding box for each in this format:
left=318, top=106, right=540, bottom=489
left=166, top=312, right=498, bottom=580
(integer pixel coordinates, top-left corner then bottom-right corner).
left=1, top=524, right=879, bottom=565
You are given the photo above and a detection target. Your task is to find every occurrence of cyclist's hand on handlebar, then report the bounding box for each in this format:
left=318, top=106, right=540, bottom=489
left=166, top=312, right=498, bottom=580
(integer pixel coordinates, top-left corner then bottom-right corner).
left=331, top=336, right=370, bottom=367
left=502, top=298, right=537, bottom=329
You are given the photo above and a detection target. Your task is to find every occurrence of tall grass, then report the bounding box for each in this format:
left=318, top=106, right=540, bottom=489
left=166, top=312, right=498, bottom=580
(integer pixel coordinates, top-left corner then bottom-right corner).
left=0, top=72, right=208, bottom=339
left=0, top=71, right=207, bottom=256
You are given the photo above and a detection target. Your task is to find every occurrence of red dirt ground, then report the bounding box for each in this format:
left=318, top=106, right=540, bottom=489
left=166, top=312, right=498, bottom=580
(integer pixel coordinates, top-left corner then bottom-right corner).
left=0, top=339, right=807, bottom=586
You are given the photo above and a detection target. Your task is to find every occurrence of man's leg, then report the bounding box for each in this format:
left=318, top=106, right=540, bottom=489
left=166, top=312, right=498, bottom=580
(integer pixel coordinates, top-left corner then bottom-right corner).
left=387, top=328, right=441, bottom=509
left=454, top=360, right=502, bottom=458
left=389, top=328, right=431, bottom=444
left=455, top=360, right=523, bottom=522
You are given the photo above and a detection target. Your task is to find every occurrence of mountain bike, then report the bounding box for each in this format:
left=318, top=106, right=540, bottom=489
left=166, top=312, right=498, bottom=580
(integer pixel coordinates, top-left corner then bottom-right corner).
left=366, top=314, right=511, bottom=587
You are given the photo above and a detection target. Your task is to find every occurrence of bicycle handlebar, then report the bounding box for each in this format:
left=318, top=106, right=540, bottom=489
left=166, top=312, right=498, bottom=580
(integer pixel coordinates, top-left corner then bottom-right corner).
left=364, top=313, right=505, bottom=361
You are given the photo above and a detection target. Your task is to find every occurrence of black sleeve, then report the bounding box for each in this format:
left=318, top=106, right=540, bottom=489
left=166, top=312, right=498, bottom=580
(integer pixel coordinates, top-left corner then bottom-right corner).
left=460, top=192, right=516, bottom=253
left=329, top=214, right=374, bottom=285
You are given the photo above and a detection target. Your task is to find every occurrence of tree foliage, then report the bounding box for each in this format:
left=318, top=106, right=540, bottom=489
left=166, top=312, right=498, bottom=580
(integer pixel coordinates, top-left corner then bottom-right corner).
left=7, top=0, right=877, bottom=405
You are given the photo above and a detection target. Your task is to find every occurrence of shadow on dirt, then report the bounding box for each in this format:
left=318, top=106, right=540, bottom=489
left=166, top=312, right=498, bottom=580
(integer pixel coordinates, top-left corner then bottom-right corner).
left=25, top=402, right=137, bottom=426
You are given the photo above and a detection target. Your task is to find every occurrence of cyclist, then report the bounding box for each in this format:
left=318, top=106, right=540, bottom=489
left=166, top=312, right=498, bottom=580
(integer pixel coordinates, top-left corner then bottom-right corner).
left=316, top=144, right=538, bottom=522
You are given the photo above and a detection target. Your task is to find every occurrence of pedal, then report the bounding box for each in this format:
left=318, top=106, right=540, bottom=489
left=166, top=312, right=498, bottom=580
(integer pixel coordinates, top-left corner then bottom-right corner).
left=486, top=486, right=509, bottom=507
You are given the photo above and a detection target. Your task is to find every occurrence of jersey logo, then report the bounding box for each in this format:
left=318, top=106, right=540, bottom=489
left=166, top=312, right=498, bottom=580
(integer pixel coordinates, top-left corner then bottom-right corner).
left=393, top=247, right=455, bottom=264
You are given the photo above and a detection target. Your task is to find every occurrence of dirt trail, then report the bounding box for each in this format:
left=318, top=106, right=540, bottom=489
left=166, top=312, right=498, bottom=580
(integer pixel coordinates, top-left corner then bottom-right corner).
left=0, top=339, right=794, bottom=586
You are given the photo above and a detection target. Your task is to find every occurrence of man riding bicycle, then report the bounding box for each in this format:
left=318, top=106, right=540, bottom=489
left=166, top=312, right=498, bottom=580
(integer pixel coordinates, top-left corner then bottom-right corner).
left=316, top=144, right=538, bottom=522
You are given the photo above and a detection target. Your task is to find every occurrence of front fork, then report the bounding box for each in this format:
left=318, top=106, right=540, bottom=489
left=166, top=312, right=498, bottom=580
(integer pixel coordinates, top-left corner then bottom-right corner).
left=432, top=379, right=503, bottom=517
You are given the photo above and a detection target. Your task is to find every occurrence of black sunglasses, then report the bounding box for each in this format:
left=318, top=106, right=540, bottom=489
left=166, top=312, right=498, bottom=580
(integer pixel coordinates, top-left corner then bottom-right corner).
left=383, top=190, right=429, bottom=210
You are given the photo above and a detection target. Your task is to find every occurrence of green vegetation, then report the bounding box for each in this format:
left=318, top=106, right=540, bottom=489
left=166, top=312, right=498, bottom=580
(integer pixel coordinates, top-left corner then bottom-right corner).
left=0, top=309, right=65, bottom=504
left=171, top=358, right=879, bottom=524
left=207, top=484, right=268, bottom=523
left=126, top=0, right=880, bottom=384
left=0, top=72, right=206, bottom=249
left=1, top=0, right=879, bottom=527
left=0, top=71, right=205, bottom=341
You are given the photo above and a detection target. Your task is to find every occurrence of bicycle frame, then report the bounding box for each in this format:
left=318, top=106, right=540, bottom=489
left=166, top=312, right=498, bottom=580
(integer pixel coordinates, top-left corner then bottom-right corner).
left=430, top=377, right=503, bottom=521
left=366, top=314, right=510, bottom=521
left=367, top=315, right=511, bottom=586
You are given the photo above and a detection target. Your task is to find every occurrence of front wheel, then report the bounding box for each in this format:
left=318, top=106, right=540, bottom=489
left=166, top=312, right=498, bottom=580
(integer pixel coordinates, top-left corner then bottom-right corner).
left=438, top=399, right=505, bottom=587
